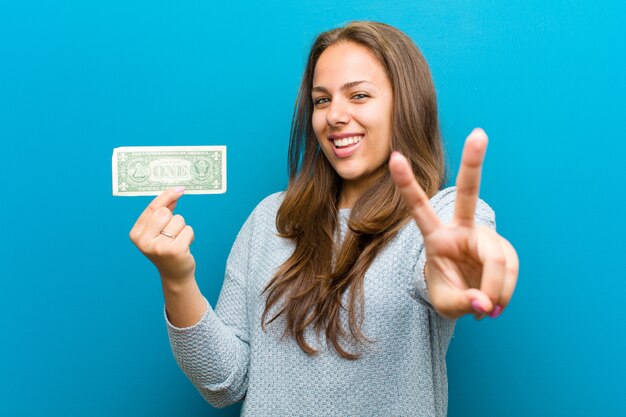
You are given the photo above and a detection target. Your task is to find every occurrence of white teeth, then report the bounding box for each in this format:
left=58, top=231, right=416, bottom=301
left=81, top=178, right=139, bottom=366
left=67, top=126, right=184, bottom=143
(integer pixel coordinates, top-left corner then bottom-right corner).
left=333, top=136, right=362, bottom=148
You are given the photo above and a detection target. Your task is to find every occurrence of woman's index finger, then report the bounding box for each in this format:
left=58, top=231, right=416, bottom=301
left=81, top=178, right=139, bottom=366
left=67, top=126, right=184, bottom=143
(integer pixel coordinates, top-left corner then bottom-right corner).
left=132, top=188, right=184, bottom=232
left=454, top=129, right=488, bottom=227
left=389, top=152, right=441, bottom=237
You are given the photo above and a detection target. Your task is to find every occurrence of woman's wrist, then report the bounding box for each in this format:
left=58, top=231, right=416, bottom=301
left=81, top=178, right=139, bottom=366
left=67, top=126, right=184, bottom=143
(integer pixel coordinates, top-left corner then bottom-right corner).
left=161, top=277, right=208, bottom=328
left=160, top=273, right=196, bottom=294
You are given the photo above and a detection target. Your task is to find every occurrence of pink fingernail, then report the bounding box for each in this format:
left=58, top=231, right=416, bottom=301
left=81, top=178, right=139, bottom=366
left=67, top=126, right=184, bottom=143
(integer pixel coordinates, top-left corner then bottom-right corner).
left=471, top=300, right=487, bottom=314
left=489, top=305, right=503, bottom=319
left=174, top=186, right=185, bottom=193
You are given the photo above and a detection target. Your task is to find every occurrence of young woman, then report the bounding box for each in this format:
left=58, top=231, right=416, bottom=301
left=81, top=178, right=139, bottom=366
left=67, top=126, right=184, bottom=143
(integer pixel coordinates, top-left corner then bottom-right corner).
left=130, top=21, right=518, bottom=416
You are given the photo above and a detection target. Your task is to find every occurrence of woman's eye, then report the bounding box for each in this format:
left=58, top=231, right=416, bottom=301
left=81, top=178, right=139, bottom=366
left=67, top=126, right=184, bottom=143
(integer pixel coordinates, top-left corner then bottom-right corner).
left=313, top=97, right=330, bottom=105
left=352, top=93, right=369, bottom=100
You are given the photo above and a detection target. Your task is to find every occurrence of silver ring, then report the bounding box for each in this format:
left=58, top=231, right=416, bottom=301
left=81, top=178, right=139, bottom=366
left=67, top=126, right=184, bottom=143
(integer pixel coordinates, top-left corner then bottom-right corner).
left=160, top=230, right=176, bottom=239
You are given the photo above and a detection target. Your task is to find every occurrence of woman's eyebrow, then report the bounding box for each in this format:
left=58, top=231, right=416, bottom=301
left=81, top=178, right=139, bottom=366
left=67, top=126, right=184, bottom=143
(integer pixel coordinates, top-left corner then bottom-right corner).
left=312, top=80, right=374, bottom=94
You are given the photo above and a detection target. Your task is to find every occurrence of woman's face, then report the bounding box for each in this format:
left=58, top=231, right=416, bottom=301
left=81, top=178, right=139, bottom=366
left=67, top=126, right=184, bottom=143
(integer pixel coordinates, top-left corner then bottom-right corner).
left=312, top=41, right=393, bottom=190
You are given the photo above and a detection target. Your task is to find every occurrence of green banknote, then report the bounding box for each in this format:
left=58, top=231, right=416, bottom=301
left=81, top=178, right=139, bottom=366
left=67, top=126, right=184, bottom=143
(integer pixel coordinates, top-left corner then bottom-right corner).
left=112, top=146, right=226, bottom=196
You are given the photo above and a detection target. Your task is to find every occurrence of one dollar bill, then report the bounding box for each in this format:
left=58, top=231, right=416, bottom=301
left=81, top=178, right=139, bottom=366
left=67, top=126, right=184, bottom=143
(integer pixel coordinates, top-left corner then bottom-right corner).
left=112, top=146, right=226, bottom=196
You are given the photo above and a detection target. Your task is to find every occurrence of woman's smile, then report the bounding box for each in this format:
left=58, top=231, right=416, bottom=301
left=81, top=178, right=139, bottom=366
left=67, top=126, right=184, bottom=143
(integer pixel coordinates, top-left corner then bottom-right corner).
left=328, top=133, right=364, bottom=157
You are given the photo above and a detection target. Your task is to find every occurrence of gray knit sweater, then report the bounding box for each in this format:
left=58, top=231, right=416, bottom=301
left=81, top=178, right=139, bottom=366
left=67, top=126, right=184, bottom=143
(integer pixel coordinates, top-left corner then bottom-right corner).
left=165, top=187, right=495, bottom=416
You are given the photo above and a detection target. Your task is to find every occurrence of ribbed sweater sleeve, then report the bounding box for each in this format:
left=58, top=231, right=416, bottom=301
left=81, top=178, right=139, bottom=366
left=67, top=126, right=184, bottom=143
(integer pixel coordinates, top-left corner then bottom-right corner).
left=164, top=209, right=257, bottom=408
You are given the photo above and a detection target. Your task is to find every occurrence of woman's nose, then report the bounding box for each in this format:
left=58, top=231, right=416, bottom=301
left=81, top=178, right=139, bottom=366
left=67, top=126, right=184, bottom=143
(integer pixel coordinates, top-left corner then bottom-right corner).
left=326, top=100, right=350, bottom=126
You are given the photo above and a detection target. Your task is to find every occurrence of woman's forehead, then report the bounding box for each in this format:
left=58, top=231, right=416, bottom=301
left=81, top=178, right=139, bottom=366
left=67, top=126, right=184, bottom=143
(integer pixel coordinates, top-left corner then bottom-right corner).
left=312, top=42, right=387, bottom=88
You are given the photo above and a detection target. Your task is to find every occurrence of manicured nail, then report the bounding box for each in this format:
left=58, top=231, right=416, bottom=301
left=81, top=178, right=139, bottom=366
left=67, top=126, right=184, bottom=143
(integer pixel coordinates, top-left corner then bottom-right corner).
left=471, top=300, right=487, bottom=314
left=489, top=305, right=503, bottom=319
left=174, top=186, right=185, bottom=193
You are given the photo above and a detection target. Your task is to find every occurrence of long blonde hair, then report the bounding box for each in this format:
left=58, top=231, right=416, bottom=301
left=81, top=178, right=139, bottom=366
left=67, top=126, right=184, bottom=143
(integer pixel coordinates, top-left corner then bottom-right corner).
left=261, top=21, right=447, bottom=360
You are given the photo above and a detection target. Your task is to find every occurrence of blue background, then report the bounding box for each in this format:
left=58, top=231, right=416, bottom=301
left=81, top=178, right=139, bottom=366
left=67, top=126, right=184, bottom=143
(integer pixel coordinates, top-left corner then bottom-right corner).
left=1, top=1, right=624, bottom=416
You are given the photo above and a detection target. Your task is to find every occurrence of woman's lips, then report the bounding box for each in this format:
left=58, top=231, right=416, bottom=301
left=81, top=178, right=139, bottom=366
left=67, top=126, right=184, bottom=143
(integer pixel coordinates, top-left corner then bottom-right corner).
left=331, top=136, right=363, bottom=158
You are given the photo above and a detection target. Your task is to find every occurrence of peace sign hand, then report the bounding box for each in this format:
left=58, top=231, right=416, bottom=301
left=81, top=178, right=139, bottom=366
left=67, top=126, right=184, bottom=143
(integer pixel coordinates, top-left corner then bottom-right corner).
left=390, top=128, right=519, bottom=320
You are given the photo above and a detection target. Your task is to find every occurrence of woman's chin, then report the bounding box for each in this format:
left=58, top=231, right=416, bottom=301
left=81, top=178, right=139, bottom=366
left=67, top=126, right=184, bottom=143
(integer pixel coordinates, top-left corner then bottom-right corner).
left=335, top=168, right=380, bottom=187
left=335, top=169, right=363, bottom=183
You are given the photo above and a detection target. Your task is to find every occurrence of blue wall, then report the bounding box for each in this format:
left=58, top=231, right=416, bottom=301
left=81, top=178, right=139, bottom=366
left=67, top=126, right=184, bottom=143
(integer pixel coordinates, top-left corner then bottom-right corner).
left=1, top=1, right=624, bottom=416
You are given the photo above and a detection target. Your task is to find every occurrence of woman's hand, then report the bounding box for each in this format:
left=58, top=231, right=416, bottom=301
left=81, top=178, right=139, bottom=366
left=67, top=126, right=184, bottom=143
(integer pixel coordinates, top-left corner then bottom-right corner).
left=129, top=187, right=196, bottom=287
left=389, top=128, right=519, bottom=320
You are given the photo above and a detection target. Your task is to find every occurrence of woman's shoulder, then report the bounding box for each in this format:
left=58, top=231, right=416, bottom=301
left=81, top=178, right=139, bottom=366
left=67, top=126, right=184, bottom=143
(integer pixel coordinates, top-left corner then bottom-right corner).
left=230, top=191, right=285, bottom=248
left=251, top=191, right=285, bottom=217
left=238, top=191, right=285, bottom=232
